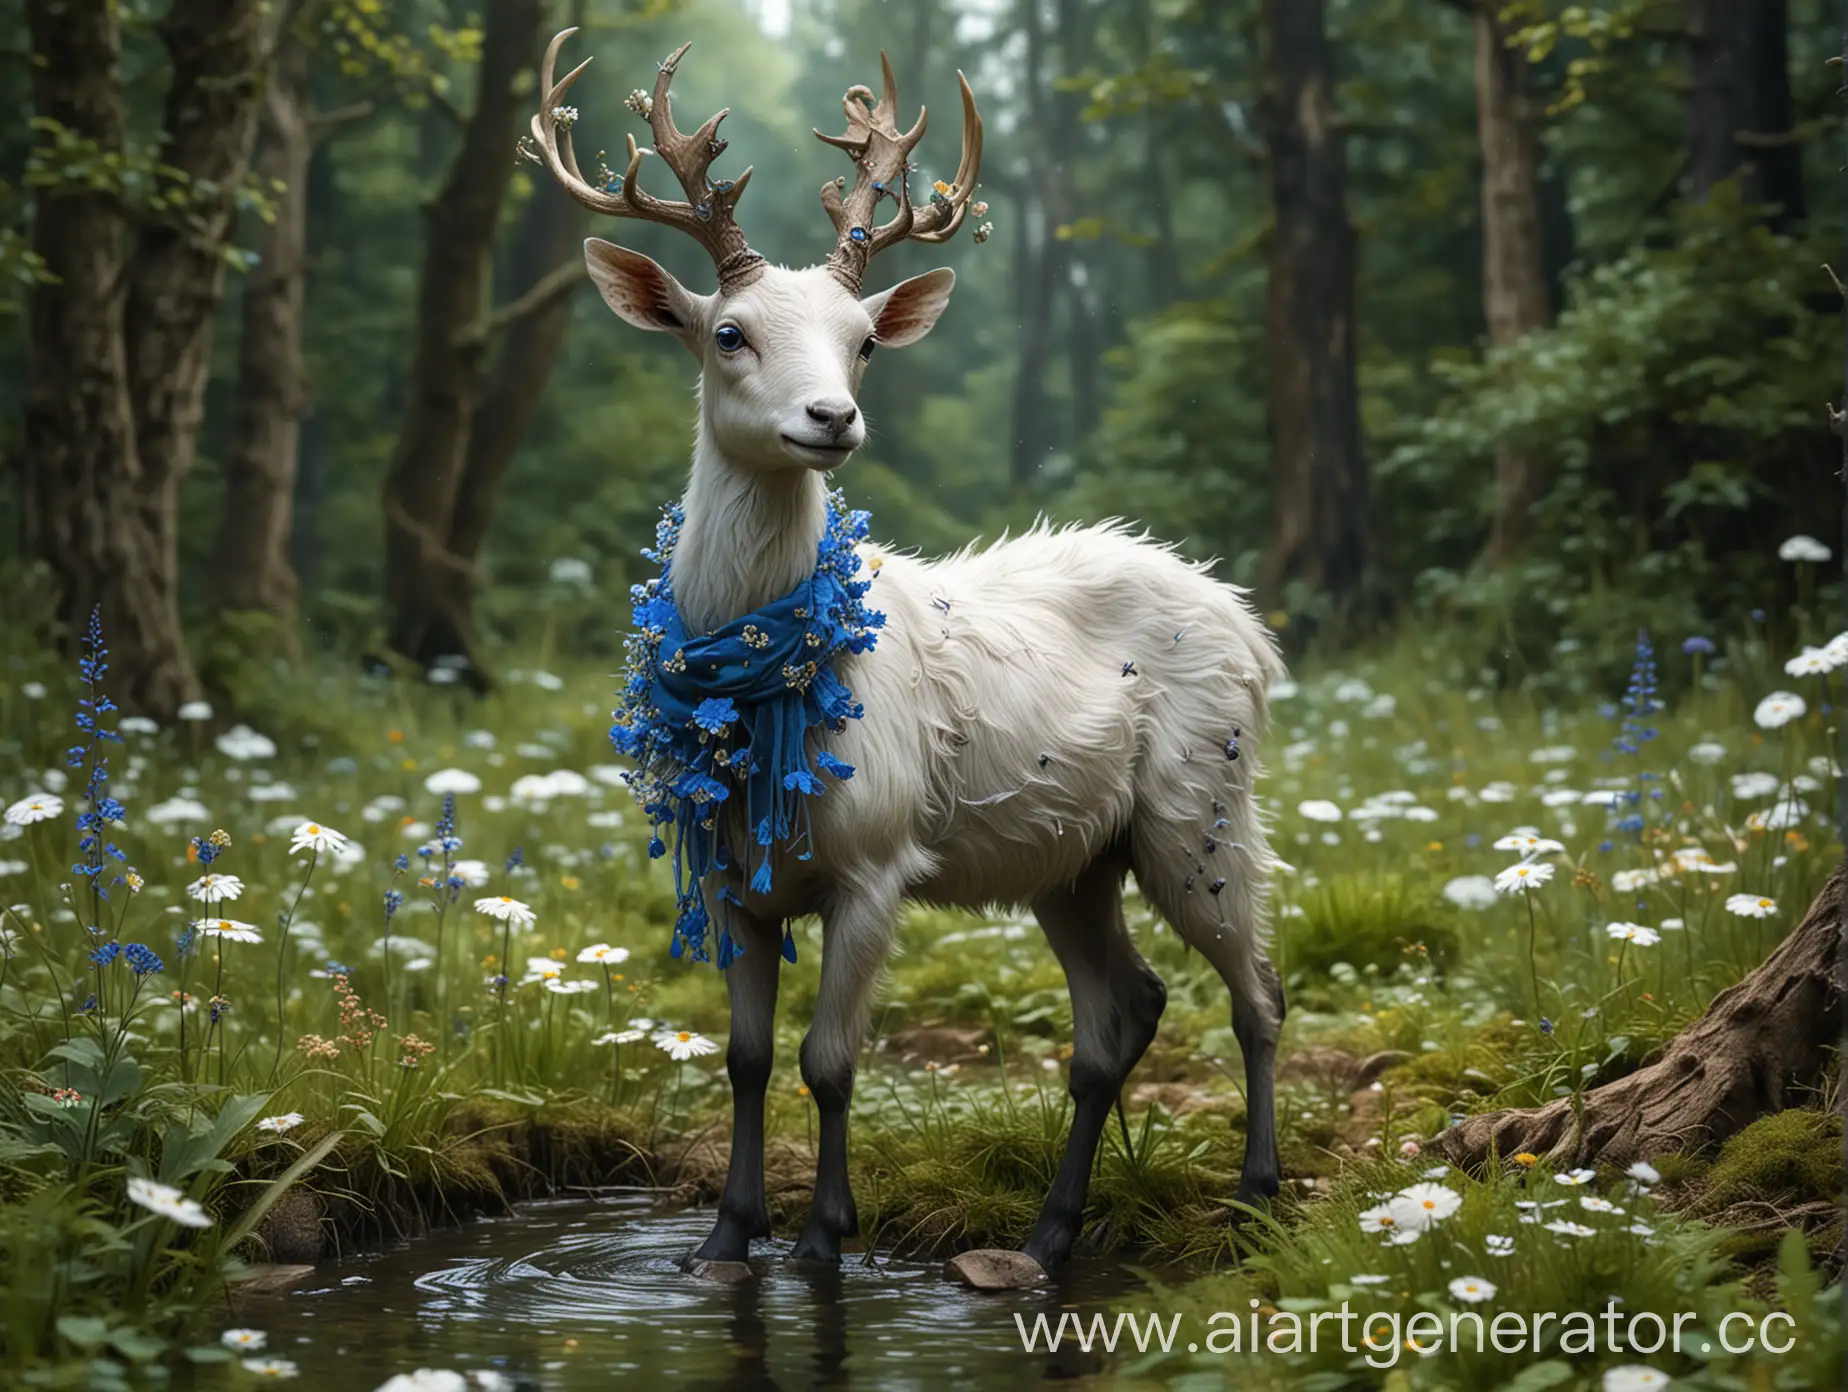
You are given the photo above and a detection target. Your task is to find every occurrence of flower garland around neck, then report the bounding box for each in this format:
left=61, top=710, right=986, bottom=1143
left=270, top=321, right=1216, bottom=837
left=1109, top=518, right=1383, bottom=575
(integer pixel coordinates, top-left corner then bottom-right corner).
left=611, top=490, right=883, bottom=968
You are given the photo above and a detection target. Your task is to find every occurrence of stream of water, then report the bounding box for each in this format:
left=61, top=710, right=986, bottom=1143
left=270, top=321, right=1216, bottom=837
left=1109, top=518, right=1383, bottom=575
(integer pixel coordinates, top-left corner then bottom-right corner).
left=226, top=1195, right=1156, bottom=1389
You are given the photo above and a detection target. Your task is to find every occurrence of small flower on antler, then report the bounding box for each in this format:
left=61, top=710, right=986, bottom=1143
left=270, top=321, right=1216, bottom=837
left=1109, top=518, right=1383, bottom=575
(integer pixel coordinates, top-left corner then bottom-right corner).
left=625, top=88, right=654, bottom=118
left=551, top=105, right=579, bottom=126
left=973, top=221, right=994, bottom=244
left=972, top=200, right=989, bottom=217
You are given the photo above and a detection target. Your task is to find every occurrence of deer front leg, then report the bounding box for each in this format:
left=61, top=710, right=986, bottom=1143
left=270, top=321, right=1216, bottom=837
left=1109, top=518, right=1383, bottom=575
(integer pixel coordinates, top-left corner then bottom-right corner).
left=789, top=878, right=900, bottom=1264
left=689, top=911, right=781, bottom=1272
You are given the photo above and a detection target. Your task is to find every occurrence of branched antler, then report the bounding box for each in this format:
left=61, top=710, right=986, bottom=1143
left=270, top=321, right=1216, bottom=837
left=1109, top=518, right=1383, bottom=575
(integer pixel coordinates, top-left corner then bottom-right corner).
left=525, top=28, right=765, bottom=292
left=815, top=54, right=985, bottom=292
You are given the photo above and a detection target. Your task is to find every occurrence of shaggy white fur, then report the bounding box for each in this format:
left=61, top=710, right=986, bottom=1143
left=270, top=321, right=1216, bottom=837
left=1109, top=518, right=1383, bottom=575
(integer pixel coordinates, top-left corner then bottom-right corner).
left=584, top=246, right=1289, bottom=1269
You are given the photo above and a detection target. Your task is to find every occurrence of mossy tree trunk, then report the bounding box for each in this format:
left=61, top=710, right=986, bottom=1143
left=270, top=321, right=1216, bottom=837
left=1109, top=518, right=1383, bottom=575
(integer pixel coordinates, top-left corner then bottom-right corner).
left=1439, top=856, right=1845, bottom=1170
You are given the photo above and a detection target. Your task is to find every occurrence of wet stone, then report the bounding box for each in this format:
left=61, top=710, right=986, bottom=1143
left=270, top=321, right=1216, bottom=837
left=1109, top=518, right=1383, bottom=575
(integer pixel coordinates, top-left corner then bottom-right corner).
left=943, top=1249, right=1047, bottom=1291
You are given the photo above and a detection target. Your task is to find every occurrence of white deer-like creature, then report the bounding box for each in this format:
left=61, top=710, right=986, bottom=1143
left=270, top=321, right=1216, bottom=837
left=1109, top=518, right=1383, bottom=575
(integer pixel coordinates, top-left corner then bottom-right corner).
left=530, top=29, right=1286, bottom=1289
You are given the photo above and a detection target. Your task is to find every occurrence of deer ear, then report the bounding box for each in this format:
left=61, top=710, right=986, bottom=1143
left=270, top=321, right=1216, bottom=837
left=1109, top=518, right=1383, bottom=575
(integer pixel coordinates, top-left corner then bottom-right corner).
left=584, top=239, right=705, bottom=342
left=862, top=268, right=955, bottom=348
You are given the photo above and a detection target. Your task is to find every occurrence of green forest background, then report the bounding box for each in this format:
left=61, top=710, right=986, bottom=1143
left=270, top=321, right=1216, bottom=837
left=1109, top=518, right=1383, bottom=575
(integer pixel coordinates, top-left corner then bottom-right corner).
left=1, top=0, right=1843, bottom=704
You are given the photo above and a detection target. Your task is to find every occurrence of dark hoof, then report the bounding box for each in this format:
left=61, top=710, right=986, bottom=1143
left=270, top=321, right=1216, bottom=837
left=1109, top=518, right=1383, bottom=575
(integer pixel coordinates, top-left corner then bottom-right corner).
left=682, top=1256, right=755, bottom=1283
left=784, top=1253, right=844, bottom=1274
left=944, top=1249, right=1048, bottom=1290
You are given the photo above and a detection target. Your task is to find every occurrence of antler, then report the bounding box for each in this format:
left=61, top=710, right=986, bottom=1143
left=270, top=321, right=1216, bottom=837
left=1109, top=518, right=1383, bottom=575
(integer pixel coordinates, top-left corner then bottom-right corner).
left=814, top=54, right=985, bottom=292
left=526, top=28, right=765, bottom=292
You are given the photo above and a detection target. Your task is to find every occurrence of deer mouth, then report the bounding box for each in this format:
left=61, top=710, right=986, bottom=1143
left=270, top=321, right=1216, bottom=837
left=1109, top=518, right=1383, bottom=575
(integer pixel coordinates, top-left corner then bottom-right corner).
left=780, top=435, right=857, bottom=467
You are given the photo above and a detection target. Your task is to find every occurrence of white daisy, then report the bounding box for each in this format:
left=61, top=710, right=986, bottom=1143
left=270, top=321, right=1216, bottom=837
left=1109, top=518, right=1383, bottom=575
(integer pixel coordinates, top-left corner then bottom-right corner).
left=289, top=821, right=348, bottom=856
left=187, top=873, right=246, bottom=904
left=1609, top=868, right=1659, bottom=892
left=1447, top=1275, right=1496, bottom=1303
left=423, top=768, right=483, bottom=796
left=592, top=1029, right=648, bottom=1046
left=1485, top=1234, right=1515, bottom=1256
left=1494, top=861, right=1555, bottom=894
left=1358, top=1203, right=1405, bottom=1237
left=1297, top=799, right=1343, bottom=823
left=1543, top=1219, right=1597, bottom=1238
left=221, top=1329, right=268, bottom=1351
left=1752, top=691, right=1805, bottom=730
left=1626, top=1161, right=1660, bottom=1185
left=176, top=700, right=214, bottom=721
left=4, top=794, right=63, bottom=826
left=652, top=1029, right=719, bottom=1062
left=1777, top=534, right=1831, bottom=563
left=374, top=1372, right=469, bottom=1392
left=197, top=919, right=263, bottom=945
left=1579, top=1195, right=1625, bottom=1214
left=1441, top=876, right=1498, bottom=910
left=577, top=943, right=631, bottom=966
left=474, top=896, right=536, bottom=930
left=1492, top=833, right=1565, bottom=856
left=256, top=1113, right=305, bottom=1134
left=1348, top=1273, right=1391, bottom=1286
left=241, top=1359, right=299, bottom=1379
left=1724, top=893, right=1777, bottom=919
left=1393, top=1182, right=1462, bottom=1228
left=1605, top=923, right=1660, bottom=946
left=126, top=1176, right=213, bottom=1228
left=1553, top=1168, right=1596, bottom=1186
left=544, top=978, right=598, bottom=995
left=1785, top=646, right=1841, bottom=677
left=215, top=725, right=278, bottom=760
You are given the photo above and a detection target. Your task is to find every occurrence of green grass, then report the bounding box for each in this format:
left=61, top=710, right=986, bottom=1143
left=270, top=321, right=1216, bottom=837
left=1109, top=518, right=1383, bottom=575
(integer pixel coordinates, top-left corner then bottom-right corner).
left=0, top=613, right=1842, bottom=1388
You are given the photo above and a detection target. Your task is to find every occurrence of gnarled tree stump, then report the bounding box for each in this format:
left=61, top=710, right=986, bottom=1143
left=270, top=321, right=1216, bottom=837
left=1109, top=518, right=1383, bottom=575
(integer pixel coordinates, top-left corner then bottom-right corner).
left=1439, top=855, right=1844, bottom=1170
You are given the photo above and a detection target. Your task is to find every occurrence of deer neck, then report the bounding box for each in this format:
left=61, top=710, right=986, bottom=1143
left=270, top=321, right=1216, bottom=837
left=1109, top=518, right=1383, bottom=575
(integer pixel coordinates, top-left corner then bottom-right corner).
left=670, top=423, right=832, bottom=634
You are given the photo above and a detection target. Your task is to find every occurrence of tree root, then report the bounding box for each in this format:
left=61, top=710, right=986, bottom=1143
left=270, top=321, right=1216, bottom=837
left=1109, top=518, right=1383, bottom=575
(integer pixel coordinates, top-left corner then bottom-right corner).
left=1438, top=855, right=1845, bottom=1170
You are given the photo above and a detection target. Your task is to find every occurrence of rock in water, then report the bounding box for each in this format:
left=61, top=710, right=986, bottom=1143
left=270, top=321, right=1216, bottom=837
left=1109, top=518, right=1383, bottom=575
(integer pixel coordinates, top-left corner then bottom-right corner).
left=682, top=1256, right=754, bottom=1284
left=944, top=1249, right=1048, bottom=1290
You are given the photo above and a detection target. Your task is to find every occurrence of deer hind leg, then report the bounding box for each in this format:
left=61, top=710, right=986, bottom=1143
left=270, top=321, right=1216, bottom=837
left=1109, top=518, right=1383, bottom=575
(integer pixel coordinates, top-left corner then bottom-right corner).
left=690, top=909, right=782, bottom=1270
left=789, top=871, right=902, bottom=1265
left=949, top=857, right=1166, bottom=1289
left=1133, top=802, right=1285, bottom=1206
left=1016, top=855, right=1168, bottom=1274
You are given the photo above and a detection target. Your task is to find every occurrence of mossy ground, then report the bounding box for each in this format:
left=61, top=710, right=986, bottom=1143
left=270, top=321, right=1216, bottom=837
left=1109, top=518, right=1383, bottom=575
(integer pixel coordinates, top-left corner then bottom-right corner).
left=1, top=618, right=1843, bottom=1388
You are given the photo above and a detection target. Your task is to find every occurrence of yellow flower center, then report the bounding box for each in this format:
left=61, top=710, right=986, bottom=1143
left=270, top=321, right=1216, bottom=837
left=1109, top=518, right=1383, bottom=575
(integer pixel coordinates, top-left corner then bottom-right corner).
left=677, top=1031, right=692, bottom=1043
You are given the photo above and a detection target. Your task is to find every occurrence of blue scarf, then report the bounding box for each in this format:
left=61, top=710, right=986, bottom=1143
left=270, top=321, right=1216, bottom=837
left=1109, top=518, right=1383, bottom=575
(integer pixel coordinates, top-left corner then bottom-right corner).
left=611, top=492, right=883, bottom=967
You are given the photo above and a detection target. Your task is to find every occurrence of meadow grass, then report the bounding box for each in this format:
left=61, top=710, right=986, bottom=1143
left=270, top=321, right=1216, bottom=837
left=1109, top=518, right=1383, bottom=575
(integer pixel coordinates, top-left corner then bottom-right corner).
left=0, top=608, right=1842, bottom=1388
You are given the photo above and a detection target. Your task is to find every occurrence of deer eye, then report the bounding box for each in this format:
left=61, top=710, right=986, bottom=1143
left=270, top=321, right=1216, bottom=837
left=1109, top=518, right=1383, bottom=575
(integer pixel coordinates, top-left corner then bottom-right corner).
left=857, top=336, right=876, bottom=362
left=714, top=324, right=746, bottom=353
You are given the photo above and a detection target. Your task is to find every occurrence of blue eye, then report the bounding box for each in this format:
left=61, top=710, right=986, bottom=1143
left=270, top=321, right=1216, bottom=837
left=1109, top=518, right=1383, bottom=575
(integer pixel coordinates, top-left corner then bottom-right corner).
left=715, top=324, right=746, bottom=353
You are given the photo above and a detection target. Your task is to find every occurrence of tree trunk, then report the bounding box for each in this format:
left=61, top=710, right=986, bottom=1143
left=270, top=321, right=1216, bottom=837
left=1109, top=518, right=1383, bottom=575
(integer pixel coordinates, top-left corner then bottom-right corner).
left=214, top=35, right=315, bottom=646
left=1008, top=0, right=1060, bottom=489
left=1472, top=2, right=1554, bottom=563
left=1687, top=0, right=1804, bottom=230
left=446, top=185, right=589, bottom=577
left=1258, top=0, right=1368, bottom=612
left=380, top=0, right=543, bottom=675
left=22, top=0, right=267, bottom=716
left=1438, top=857, right=1845, bottom=1169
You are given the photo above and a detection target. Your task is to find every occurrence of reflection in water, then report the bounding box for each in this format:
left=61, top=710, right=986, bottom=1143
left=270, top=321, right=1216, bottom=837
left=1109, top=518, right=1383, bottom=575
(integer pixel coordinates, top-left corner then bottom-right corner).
left=227, top=1197, right=1144, bottom=1389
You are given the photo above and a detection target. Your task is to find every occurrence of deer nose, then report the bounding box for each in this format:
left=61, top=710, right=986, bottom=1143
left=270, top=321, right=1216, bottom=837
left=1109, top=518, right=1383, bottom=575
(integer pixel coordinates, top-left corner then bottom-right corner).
left=805, top=398, right=859, bottom=439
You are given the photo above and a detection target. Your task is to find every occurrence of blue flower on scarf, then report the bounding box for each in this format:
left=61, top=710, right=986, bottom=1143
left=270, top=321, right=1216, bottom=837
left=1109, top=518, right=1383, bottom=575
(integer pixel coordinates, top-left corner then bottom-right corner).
left=612, top=491, right=882, bottom=966
left=691, top=697, right=738, bottom=734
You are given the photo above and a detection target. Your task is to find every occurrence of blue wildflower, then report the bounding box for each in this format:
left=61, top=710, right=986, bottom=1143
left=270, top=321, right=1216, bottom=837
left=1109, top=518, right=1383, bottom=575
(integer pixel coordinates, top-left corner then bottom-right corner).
left=1681, top=636, right=1715, bottom=655
left=123, top=943, right=162, bottom=976
left=89, top=942, right=122, bottom=968
left=691, top=697, right=738, bottom=734
left=505, top=847, right=525, bottom=873
left=383, top=889, right=405, bottom=923
left=1538, top=1017, right=1554, bottom=1035
left=393, top=854, right=410, bottom=873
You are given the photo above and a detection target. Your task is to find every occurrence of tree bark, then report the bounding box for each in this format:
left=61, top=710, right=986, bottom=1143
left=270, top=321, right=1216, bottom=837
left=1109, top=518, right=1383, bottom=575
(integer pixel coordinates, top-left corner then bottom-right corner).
left=1008, top=0, right=1060, bottom=489
left=380, top=0, right=543, bottom=675
left=1438, top=857, right=1845, bottom=1169
left=1687, top=0, right=1805, bottom=230
left=213, top=34, right=315, bottom=645
left=1471, top=2, right=1554, bottom=563
left=22, top=0, right=268, bottom=716
left=1258, top=0, right=1368, bottom=612
left=446, top=184, right=589, bottom=578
